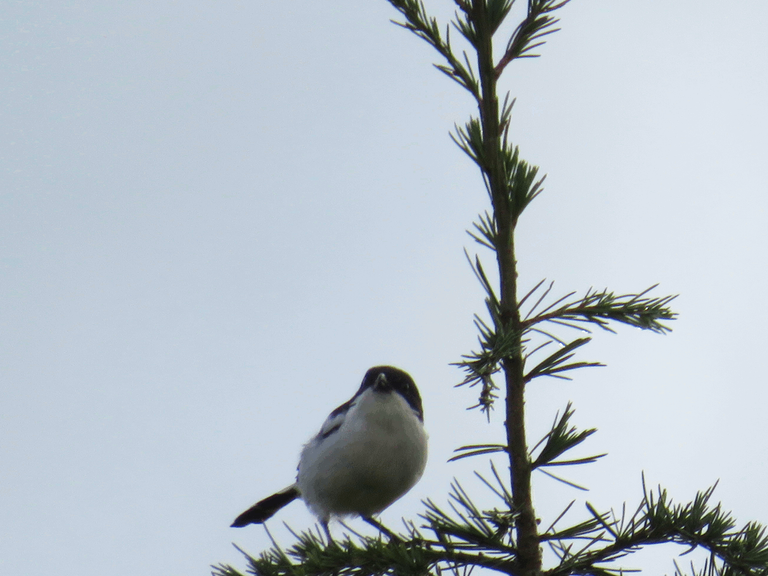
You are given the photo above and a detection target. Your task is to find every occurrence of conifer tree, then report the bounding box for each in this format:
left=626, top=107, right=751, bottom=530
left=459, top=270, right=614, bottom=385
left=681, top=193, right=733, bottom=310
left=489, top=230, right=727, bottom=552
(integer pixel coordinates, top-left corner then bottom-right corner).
left=214, top=2, right=768, bottom=575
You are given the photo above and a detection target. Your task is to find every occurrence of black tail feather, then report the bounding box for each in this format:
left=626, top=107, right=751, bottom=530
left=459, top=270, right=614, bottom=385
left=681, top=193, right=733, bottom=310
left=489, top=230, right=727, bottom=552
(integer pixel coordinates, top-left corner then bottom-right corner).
left=231, top=485, right=300, bottom=527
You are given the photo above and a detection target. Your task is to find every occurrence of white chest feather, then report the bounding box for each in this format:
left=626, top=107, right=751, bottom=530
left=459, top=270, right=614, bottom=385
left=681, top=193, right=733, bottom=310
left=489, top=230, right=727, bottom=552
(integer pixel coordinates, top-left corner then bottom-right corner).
left=296, top=388, right=428, bottom=520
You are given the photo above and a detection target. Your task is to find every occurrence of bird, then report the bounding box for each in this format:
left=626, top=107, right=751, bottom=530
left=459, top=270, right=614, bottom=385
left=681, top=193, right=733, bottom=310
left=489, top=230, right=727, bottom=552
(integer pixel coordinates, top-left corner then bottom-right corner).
left=231, top=366, right=428, bottom=539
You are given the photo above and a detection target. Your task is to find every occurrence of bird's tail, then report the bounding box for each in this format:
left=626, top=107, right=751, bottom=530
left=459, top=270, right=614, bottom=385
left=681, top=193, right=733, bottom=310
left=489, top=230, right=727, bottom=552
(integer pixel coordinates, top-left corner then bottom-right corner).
left=231, top=485, right=300, bottom=527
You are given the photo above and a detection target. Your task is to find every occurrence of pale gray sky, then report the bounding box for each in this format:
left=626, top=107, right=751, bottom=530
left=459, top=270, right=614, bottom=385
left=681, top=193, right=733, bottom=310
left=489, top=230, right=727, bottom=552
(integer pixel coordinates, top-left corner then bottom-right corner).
left=2, top=1, right=766, bottom=574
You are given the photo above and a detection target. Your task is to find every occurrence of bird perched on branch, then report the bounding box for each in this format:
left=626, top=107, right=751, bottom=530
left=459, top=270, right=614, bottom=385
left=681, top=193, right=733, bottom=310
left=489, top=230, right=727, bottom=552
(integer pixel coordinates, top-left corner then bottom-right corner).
left=231, top=366, right=428, bottom=539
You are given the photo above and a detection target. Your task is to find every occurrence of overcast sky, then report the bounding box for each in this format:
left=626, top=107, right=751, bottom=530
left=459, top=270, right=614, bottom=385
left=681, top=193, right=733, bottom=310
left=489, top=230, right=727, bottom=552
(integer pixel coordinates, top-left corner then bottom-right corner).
left=2, top=1, right=767, bottom=574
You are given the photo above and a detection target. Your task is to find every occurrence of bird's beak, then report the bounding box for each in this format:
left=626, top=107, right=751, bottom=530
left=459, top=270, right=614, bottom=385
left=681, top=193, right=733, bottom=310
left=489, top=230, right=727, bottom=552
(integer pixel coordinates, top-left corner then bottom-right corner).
left=373, top=373, right=389, bottom=391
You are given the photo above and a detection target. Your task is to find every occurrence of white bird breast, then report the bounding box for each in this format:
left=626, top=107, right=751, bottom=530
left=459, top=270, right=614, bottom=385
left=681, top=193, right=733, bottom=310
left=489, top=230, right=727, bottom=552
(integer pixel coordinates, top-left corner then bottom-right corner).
left=297, top=387, right=428, bottom=520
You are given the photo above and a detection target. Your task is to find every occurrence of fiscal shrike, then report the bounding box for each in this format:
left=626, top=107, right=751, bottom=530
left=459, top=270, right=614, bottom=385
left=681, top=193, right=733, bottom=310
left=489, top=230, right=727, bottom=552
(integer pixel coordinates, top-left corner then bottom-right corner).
left=231, top=366, right=428, bottom=538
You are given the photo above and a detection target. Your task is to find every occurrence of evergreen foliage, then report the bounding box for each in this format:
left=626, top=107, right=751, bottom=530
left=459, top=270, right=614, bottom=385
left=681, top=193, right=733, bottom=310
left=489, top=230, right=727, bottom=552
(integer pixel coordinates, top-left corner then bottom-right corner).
left=214, top=2, right=767, bottom=575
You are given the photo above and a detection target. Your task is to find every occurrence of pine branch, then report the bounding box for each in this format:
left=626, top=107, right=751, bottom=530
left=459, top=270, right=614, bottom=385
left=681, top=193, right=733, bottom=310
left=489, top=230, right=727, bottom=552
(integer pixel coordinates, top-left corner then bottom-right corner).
left=530, top=403, right=605, bottom=471
left=543, top=481, right=768, bottom=576
left=216, top=471, right=525, bottom=576
left=450, top=443, right=507, bottom=462
left=523, top=284, right=678, bottom=335
left=447, top=4, right=542, bottom=573
left=452, top=252, right=519, bottom=414
left=467, top=209, right=498, bottom=251
left=523, top=337, right=603, bottom=383
left=495, top=0, right=572, bottom=76
left=385, top=0, right=481, bottom=99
